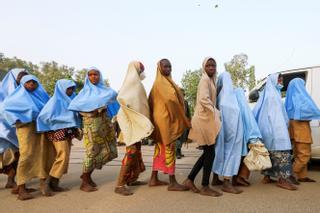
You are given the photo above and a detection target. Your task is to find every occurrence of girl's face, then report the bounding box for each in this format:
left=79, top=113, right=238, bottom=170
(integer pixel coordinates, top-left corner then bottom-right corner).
left=66, top=86, right=75, bottom=97
left=139, top=62, right=145, bottom=74
left=24, top=80, right=38, bottom=92
left=160, top=59, right=172, bottom=76
left=205, top=59, right=217, bottom=77
left=88, top=70, right=100, bottom=85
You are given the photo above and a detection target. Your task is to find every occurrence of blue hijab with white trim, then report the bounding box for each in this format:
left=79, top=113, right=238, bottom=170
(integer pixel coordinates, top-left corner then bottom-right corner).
left=68, top=67, right=118, bottom=115
left=1, top=75, right=49, bottom=125
left=212, top=72, right=244, bottom=177
left=253, top=73, right=291, bottom=151
left=0, top=69, right=28, bottom=151
left=285, top=78, right=320, bottom=120
left=235, top=88, right=262, bottom=156
left=37, top=79, right=80, bottom=132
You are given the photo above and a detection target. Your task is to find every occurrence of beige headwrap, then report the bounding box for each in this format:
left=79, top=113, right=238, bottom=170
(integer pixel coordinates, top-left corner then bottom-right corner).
left=117, top=61, right=154, bottom=146
left=188, top=57, right=221, bottom=146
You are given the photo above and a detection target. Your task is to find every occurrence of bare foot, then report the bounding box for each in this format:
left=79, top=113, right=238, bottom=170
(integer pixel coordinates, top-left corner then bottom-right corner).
left=183, top=179, right=200, bottom=193
left=167, top=182, right=189, bottom=191
left=51, top=185, right=69, bottom=192
left=18, top=191, right=34, bottom=201
left=40, top=179, right=53, bottom=197
left=222, top=180, right=243, bottom=194
left=80, top=182, right=98, bottom=192
left=233, top=177, right=250, bottom=187
left=17, top=185, right=34, bottom=201
left=81, top=174, right=97, bottom=187
left=5, top=178, right=17, bottom=189
left=11, top=187, right=37, bottom=195
left=261, top=176, right=277, bottom=184
left=200, top=186, right=222, bottom=197
left=277, top=178, right=297, bottom=191
left=115, top=186, right=133, bottom=196
left=288, top=176, right=300, bottom=185
left=298, top=177, right=316, bottom=183
left=149, top=179, right=169, bottom=187
left=211, top=175, right=223, bottom=186
left=127, top=181, right=148, bottom=186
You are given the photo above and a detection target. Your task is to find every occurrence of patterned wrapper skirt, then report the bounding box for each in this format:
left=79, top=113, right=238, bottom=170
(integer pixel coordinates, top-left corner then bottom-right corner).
left=117, top=142, right=145, bottom=186
left=81, top=110, right=118, bottom=173
left=152, top=142, right=176, bottom=175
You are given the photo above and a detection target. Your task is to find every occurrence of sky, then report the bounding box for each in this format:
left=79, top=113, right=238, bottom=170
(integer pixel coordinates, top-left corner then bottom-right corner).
left=1, top=0, right=319, bottom=92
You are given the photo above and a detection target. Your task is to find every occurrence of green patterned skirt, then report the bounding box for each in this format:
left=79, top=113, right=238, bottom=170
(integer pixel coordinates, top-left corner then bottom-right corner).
left=80, top=109, right=118, bottom=173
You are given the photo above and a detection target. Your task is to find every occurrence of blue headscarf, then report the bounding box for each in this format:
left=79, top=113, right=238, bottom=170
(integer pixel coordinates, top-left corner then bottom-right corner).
left=212, top=72, right=244, bottom=177
left=106, top=101, right=120, bottom=118
left=68, top=67, right=118, bottom=114
left=37, top=79, right=80, bottom=132
left=0, top=68, right=27, bottom=97
left=285, top=78, right=320, bottom=120
left=1, top=75, right=49, bottom=125
left=0, top=69, right=28, bottom=151
left=253, top=73, right=291, bottom=151
left=0, top=90, right=19, bottom=152
left=235, top=88, right=262, bottom=156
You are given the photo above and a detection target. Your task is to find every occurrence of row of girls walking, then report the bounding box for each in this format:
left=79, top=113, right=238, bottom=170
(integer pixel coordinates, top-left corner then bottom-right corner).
left=1, top=57, right=320, bottom=201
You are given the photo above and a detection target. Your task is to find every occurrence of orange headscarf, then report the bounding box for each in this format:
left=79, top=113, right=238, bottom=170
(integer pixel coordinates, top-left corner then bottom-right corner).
left=148, top=61, right=191, bottom=145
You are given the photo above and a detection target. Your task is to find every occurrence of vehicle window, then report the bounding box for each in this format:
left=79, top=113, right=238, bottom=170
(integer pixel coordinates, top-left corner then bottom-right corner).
left=281, top=71, right=307, bottom=97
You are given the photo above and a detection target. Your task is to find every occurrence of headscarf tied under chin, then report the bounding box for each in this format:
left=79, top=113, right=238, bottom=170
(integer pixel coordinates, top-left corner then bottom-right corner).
left=1, top=75, right=49, bottom=125
left=68, top=67, right=119, bottom=115
left=37, top=79, right=80, bottom=132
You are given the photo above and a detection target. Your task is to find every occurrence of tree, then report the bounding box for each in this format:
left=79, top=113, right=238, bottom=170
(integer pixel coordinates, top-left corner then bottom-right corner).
left=37, top=61, right=75, bottom=95
left=181, top=69, right=202, bottom=115
left=224, top=53, right=256, bottom=91
left=0, top=52, right=40, bottom=76
left=74, top=69, right=87, bottom=93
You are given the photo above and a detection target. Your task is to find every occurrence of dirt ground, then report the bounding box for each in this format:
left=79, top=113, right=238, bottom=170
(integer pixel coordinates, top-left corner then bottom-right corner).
left=0, top=142, right=319, bottom=213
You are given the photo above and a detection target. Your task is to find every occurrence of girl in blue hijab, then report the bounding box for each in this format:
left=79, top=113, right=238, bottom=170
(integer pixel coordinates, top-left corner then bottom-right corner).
left=285, top=78, right=320, bottom=182
left=0, top=69, right=28, bottom=189
left=212, top=72, right=244, bottom=194
left=253, top=73, right=297, bottom=191
left=37, top=79, right=80, bottom=191
left=68, top=67, right=118, bottom=192
left=1, top=75, right=54, bottom=200
left=234, top=88, right=263, bottom=186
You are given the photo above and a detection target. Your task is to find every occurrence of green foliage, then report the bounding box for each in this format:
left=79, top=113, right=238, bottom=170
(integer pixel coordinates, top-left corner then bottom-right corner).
left=224, top=53, right=256, bottom=90
left=0, top=52, right=40, bottom=76
left=37, top=61, right=75, bottom=95
left=74, top=69, right=87, bottom=93
left=181, top=69, right=202, bottom=115
left=0, top=53, right=110, bottom=95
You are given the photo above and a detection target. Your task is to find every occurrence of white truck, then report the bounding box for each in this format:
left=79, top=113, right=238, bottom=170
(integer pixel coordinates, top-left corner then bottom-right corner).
left=248, top=66, right=320, bottom=159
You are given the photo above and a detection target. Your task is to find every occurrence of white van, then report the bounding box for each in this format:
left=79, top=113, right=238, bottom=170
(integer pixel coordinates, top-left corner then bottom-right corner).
left=248, top=66, right=320, bottom=159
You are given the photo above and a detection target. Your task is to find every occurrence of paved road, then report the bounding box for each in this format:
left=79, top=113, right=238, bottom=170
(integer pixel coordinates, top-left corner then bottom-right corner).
left=0, top=142, right=319, bottom=213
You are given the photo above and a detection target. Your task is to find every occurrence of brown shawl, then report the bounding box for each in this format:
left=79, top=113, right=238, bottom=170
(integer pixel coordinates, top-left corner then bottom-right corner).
left=148, top=61, right=190, bottom=145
